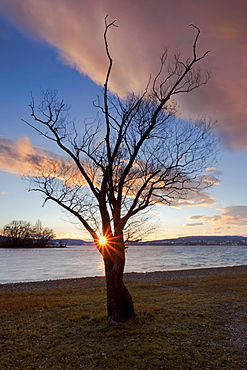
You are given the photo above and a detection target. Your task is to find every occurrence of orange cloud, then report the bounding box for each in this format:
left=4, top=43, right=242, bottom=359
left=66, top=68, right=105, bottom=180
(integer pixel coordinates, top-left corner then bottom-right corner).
left=1, top=0, right=247, bottom=150
left=0, top=136, right=93, bottom=187
left=0, top=136, right=46, bottom=175
left=0, top=137, right=216, bottom=208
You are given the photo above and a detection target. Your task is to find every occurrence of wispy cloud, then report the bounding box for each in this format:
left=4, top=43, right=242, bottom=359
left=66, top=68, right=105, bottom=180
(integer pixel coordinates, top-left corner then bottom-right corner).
left=188, top=215, right=203, bottom=220
left=184, top=222, right=204, bottom=227
left=148, top=210, right=162, bottom=216
left=0, top=0, right=247, bottom=150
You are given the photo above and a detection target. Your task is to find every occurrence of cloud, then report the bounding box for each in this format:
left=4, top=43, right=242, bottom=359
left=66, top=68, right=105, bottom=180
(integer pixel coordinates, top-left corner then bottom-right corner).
left=0, top=136, right=65, bottom=177
left=189, top=205, right=247, bottom=231
left=0, top=0, right=247, bottom=150
left=200, top=174, right=221, bottom=187
left=0, top=136, right=45, bottom=175
left=148, top=209, right=162, bottom=216
left=1, top=191, right=8, bottom=195
left=170, top=190, right=215, bottom=208
left=207, top=206, right=247, bottom=226
left=0, top=137, right=217, bottom=208
left=184, top=222, right=204, bottom=227
left=197, top=167, right=222, bottom=188
left=205, top=167, right=222, bottom=177
left=0, top=136, right=92, bottom=187
left=188, top=215, right=203, bottom=220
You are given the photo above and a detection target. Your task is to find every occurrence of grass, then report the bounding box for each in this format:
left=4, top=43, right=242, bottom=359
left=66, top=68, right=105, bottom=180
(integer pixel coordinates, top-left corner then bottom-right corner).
left=0, top=273, right=246, bottom=369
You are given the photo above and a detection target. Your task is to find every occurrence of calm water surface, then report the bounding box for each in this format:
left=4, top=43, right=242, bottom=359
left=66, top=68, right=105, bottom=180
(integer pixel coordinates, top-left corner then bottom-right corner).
left=1, top=244, right=247, bottom=284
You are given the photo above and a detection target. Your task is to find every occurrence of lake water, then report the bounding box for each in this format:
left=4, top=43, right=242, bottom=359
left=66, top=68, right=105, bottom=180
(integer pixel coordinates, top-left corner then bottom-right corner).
left=0, top=244, right=247, bottom=284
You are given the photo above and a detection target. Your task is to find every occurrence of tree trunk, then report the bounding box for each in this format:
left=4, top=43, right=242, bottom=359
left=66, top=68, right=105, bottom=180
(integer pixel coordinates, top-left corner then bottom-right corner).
left=104, top=242, right=135, bottom=323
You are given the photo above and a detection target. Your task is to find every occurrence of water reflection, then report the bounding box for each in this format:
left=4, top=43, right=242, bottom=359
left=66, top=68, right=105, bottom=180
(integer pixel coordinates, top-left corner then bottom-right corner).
left=97, top=257, right=105, bottom=275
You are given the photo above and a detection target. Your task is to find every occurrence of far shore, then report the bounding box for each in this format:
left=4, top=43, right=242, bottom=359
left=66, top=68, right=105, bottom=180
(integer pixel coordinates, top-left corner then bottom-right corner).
left=0, top=245, right=67, bottom=249
left=0, top=265, right=246, bottom=292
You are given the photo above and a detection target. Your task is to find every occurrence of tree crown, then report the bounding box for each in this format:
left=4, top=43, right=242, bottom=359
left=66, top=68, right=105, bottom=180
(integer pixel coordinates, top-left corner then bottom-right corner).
left=23, top=18, right=217, bottom=244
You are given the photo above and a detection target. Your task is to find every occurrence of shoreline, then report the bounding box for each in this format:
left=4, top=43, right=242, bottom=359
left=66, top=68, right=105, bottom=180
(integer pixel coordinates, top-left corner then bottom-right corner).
left=0, top=265, right=246, bottom=292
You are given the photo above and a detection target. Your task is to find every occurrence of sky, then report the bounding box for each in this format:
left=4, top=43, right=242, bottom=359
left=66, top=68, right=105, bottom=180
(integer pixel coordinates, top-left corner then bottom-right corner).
left=0, top=0, right=247, bottom=240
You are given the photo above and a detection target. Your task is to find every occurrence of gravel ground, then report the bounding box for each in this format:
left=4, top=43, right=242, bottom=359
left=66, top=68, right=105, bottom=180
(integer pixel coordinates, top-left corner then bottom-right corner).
left=0, top=265, right=246, bottom=292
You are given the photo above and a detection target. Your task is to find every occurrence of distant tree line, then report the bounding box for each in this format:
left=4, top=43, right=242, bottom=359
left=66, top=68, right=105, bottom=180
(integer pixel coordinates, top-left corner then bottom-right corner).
left=0, top=220, right=55, bottom=247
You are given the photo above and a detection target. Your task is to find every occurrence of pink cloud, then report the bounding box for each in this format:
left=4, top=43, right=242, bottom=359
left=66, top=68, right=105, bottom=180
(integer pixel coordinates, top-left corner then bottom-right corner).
left=1, top=0, right=247, bottom=150
left=170, top=190, right=215, bottom=208
left=189, top=206, right=247, bottom=232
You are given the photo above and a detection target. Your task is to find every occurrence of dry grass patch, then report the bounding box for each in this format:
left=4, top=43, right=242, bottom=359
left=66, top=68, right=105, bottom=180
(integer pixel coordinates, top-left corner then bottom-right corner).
left=0, top=273, right=246, bottom=369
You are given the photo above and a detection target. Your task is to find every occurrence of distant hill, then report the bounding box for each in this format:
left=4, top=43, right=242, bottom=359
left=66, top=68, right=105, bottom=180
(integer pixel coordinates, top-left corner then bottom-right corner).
left=55, top=238, right=92, bottom=246
left=3, top=235, right=246, bottom=247
left=136, top=235, right=247, bottom=246
left=54, top=235, right=247, bottom=246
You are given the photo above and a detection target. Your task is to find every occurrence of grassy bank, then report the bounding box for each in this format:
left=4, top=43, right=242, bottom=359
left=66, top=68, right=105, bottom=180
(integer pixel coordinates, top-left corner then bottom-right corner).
left=0, top=273, right=246, bottom=369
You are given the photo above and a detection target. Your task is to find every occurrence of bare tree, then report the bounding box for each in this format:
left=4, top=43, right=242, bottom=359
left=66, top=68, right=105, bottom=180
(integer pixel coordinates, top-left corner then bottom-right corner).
left=1, top=220, right=55, bottom=247
left=24, top=18, right=217, bottom=322
left=34, top=220, right=55, bottom=247
left=2, top=220, right=33, bottom=246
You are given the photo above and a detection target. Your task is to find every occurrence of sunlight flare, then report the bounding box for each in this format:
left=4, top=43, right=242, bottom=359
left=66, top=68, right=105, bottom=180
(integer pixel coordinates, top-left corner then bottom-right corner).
left=99, top=235, right=107, bottom=245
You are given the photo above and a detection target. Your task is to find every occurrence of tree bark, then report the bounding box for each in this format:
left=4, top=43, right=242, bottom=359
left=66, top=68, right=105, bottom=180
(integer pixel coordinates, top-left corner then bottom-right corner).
left=103, top=241, right=135, bottom=323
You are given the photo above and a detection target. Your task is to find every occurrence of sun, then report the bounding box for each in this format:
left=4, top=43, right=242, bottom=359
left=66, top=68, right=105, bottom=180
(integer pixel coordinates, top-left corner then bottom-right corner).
left=99, top=236, right=107, bottom=245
